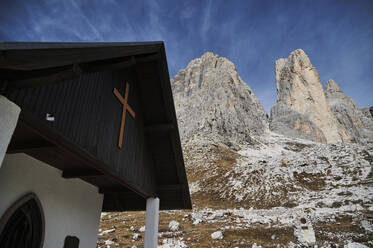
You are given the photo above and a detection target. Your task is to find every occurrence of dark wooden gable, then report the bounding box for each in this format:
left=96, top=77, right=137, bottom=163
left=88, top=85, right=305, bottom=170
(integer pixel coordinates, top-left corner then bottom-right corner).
left=0, top=42, right=192, bottom=211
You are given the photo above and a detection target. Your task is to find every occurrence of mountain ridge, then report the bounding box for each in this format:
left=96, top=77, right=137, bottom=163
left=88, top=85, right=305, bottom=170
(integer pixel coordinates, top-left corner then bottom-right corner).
left=172, top=49, right=373, bottom=145
left=98, top=50, right=373, bottom=248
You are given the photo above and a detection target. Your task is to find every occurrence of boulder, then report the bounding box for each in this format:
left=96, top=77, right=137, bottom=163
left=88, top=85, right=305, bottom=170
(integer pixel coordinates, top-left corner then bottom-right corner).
left=293, top=216, right=316, bottom=246
left=132, top=233, right=141, bottom=241
left=211, top=231, right=224, bottom=240
left=168, top=220, right=180, bottom=231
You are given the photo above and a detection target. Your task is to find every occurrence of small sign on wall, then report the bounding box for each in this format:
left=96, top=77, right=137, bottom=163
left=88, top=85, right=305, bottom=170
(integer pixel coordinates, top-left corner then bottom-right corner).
left=46, top=113, right=55, bottom=121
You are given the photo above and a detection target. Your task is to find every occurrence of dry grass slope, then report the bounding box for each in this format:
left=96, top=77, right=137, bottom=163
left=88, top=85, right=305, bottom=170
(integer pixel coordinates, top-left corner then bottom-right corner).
left=98, top=134, right=373, bottom=247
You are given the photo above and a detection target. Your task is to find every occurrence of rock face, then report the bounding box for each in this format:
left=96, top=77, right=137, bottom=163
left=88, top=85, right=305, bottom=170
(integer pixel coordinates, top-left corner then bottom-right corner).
left=270, top=49, right=350, bottom=143
left=325, top=80, right=373, bottom=143
left=361, top=106, right=373, bottom=120
left=171, top=52, right=269, bottom=145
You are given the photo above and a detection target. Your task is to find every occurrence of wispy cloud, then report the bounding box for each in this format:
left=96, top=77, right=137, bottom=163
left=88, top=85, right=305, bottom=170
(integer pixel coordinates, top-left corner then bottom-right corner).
left=68, top=0, right=104, bottom=41
left=0, top=0, right=372, bottom=112
left=200, top=0, right=212, bottom=44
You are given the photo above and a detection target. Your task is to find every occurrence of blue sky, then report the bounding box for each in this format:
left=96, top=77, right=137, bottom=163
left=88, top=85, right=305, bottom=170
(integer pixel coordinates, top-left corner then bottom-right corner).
left=1, top=0, right=372, bottom=113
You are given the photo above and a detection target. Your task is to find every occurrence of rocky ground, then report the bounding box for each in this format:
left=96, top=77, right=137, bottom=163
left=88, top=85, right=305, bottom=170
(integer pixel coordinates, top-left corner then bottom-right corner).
left=97, top=132, right=373, bottom=248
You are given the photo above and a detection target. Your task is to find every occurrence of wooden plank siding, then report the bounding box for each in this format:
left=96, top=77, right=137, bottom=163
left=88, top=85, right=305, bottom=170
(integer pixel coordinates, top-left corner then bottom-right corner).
left=1, top=42, right=192, bottom=211
left=0, top=42, right=161, bottom=71
left=5, top=68, right=157, bottom=197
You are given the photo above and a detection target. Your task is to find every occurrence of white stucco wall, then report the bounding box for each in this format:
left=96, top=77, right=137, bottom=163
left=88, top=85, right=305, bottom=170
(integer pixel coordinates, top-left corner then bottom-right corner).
left=0, top=95, right=20, bottom=168
left=0, top=153, right=104, bottom=248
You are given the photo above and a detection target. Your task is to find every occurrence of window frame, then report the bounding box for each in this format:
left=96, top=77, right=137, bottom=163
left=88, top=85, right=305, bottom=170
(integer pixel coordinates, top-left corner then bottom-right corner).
left=0, top=192, right=45, bottom=248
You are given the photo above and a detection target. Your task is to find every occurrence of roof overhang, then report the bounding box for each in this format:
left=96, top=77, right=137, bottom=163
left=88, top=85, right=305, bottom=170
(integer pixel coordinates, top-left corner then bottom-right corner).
left=0, top=42, right=192, bottom=211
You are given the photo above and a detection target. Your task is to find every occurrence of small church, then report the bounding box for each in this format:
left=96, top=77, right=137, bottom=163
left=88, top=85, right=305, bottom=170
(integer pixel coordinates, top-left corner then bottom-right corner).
left=0, top=42, right=191, bottom=248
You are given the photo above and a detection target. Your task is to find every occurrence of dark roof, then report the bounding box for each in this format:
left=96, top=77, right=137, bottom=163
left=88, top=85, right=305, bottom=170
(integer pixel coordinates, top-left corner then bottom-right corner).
left=1, top=42, right=192, bottom=211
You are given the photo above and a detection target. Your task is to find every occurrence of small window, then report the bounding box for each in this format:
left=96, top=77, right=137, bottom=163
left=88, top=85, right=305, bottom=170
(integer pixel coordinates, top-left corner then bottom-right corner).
left=64, top=236, right=80, bottom=248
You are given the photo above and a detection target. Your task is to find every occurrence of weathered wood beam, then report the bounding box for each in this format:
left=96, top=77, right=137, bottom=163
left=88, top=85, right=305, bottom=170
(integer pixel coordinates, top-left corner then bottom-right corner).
left=83, top=52, right=158, bottom=73
left=145, top=123, right=174, bottom=134
left=81, top=56, right=135, bottom=72
left=0, top=45, right=161, bottom=70
left=18, top=112, right=155, bottom=198
left=62, top=169, right=104, bottom=179
left=135, top=53, right=161, bottom=63
left=4, top=52, right=160, bottom=88
left=6, top=140, right=55, bottom=154
left=0, top=65, right=70, bottom=81
left=157, top=48, right=192, bottom=209
left=102, top=192, right=147, bottom=211
left=0, top=80, right=8, bottom=94
left=99, top=187, right=132, bottom=194
left=157, top=184, right=186, bottom=192
left=9, top=64, right=82, bottom=88
left=0, top=51, right=6, bottom=61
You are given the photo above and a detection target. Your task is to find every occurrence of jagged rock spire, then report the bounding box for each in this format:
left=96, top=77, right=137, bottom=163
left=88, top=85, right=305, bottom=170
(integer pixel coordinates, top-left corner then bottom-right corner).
left=270, top=49, right=351, bottom=143
left=325, top=79, right=342, bottom=92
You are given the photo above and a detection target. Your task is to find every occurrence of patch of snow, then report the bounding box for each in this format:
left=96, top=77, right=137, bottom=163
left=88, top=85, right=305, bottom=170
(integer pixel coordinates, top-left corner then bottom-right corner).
left=158, top=238, right=188, bottom=248
left=188, top=181, right=200, bottom=194
left=101, top=228, right=116, bottom=234
left=132, top=233, right=141, bottom=241
left=252, top=243, right=262, bottom=248
left=192, top=212, right=204, bottom=225
left=104, top=239, right=114, bottom=245
left=344, top=242, right=369, bottom=248
left=211, top=231, right=224, bottom=240
left=169, top=220, right=180, bottom=231
left=361, top=220, right=373, bottom=233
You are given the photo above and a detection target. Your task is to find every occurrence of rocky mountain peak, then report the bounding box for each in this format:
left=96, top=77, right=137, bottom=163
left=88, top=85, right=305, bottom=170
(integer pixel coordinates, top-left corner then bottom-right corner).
left=274, top=49, right=320, bottom=105
left=171, top=52, right=269, bottom=146
left=172, top=50, right=372, bottom=147
left=325, top=79, right=357, bottom=108
left=275, top=49, right=313, bottom=89
left=186, top=52, right=236, bottom=71
left=175, top=52, right=237, bottom=94
left=325, top=79, right=342, bottom=93
left=325, top=79, right=373, bottom=143
left=270, top=49, right=351, bottom=143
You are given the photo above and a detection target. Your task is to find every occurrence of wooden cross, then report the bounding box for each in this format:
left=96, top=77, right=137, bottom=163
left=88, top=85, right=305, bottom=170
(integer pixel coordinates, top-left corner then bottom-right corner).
left=113, top=82, right=135, bottom=149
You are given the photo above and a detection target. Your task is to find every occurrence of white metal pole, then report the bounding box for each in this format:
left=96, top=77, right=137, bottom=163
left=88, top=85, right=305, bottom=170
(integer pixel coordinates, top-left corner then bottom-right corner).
left=144, top=197, right=160, bottom=248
